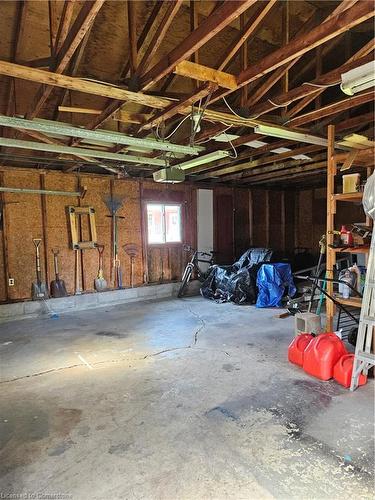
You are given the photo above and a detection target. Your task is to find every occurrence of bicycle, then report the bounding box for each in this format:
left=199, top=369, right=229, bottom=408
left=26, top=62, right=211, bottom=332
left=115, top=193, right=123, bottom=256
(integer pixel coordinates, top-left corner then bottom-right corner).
left=178, top=245, right=215, bottom=298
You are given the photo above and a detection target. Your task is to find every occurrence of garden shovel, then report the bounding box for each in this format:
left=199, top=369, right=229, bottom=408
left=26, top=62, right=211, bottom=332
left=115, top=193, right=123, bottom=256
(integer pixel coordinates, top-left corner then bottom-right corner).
left=50, top=248, right=68, bottom=298
left=94, top=244, right=107, bottom=291
left=31, top=238, right=49, bottom=300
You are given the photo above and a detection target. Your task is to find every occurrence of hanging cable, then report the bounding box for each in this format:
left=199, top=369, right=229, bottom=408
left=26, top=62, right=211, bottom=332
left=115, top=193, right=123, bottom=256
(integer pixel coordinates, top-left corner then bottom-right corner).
left=222, top=96, right=262, bottom=121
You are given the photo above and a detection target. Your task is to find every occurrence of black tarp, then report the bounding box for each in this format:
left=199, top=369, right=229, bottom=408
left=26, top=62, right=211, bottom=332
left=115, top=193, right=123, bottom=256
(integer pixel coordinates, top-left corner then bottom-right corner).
left=200, top=248, right=273, bottom=304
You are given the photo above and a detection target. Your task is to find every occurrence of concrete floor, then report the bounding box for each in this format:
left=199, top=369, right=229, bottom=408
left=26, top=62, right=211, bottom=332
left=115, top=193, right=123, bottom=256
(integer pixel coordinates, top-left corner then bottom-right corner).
left=0, top=296, right=374, bottom=499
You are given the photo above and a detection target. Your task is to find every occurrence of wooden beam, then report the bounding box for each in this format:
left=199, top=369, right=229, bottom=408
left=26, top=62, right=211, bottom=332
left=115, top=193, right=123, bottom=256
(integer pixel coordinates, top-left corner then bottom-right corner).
left=216, top=0, right=277, bottom=71
left=55, top=0, right=75, bottom=54
left=26, top=0, right=105, bottom=119
left=141, top=0, right=257, bottom=90
left=236, top=1, right=375, bottom=88
left=190, top=0, right=199, bottom=65
left=120, top=1, right=164, bottom=80
left=288, top=92, right=375, bottom=128
left=240, top=155, right=327, bottom=181
left=136, top=0, right=183, bottom=78
left=238, top=10, right=320, bottom=108
left=127, top=0, right=137, bottom=76
left=210, top=0, right=371, bottom=106
left=58, top=106, right=152, bottom=124
left=174, top=61, right=237, bottom=90
left=247, top=53, right=374, bottom=118
left=239, top=13, right=248, bottom=107
left=141, top=82, right=218, bottom=131
left=0, top=60, right=169, bottom=109
left=287, top=36, right=375, bottom=118
left=282, top=0, right=290, bottom=94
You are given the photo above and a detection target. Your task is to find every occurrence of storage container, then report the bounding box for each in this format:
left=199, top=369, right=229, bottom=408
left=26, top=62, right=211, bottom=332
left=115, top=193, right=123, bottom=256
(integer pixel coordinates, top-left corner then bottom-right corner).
left=303, top=333, right=347, bottom=380
left=288, top=334, right=314, bottom=367
left=333, top=353, right=367, bottom=388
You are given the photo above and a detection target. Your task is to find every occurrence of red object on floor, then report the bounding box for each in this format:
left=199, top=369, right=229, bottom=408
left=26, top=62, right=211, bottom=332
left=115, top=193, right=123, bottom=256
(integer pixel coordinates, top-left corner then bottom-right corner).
left=288, top=334, right=314, bottom=367
left=303, top=333, right=347, bottom=380
left=333, top=353, right=367, bottom=388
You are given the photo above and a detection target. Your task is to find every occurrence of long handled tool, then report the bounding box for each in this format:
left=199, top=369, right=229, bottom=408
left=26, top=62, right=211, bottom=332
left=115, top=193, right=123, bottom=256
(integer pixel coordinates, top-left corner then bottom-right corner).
left=308, top=234, right=326, bottom=312
left=50, top=248, right=68, bottom=298
left=31, top=238, right=49, bottom=300
left=94, top=244, right=107, bottom=291
left=104, top=195, right=126, bottom=289
left=123, top=243, right=139, bottom=288
left=75, top=249, right=82, bottom=295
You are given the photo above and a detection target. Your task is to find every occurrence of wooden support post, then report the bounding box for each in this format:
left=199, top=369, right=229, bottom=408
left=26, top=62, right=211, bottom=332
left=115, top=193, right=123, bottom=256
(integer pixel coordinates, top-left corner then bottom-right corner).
left=326, top=125, right=336, bottom=331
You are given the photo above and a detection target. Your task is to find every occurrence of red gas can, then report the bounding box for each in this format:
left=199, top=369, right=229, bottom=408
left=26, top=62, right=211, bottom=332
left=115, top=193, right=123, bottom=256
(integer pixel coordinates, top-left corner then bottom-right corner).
left=288, top=334, right=314, bottom=367
left=333, top=354, right=367, bottom=388
left=303, top=333, right=347, bottom=380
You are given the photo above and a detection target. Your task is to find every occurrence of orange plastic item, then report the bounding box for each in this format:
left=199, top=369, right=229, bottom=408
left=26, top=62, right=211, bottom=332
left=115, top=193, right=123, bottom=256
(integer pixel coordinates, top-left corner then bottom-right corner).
left=333, top=354, right=367, bottom=388
left=303, top=333, right=347, bottom=380
left=288, top=334, right=314, bottom=367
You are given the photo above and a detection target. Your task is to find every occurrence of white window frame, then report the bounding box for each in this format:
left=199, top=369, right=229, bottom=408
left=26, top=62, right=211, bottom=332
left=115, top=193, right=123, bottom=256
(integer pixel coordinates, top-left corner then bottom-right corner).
left=146, top=203, right=182, bottom=245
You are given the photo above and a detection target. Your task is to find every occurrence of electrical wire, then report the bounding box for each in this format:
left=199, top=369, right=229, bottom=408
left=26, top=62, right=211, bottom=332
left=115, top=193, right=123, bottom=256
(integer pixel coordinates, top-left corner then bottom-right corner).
left=222, top=96, right=261, bottom=121
left=155, top=113, right=191, bottom=141
left=223, top=131, right=238, bottom=159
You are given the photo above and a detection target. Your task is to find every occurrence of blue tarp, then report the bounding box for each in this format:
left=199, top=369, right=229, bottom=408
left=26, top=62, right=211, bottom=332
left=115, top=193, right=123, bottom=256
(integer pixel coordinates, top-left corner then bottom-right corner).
left=256, top=263, right=296, bottom=308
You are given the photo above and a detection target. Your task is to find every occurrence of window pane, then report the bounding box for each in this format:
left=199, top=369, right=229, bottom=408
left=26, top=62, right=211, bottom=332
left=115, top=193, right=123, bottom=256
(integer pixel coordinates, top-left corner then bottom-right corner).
left=147, top=204, right=164, bottom=243
left=165, top=205, right=181, bottom=242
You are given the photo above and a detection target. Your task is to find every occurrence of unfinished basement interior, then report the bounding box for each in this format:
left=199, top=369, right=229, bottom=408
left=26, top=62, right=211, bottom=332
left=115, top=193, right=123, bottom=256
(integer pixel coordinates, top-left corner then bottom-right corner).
left=0, top=0, right=374, bottom=498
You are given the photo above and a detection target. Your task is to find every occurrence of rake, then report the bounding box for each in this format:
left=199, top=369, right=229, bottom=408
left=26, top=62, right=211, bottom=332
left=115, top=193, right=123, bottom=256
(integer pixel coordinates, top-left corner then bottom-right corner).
left=103, top=194, right=126, bottom=288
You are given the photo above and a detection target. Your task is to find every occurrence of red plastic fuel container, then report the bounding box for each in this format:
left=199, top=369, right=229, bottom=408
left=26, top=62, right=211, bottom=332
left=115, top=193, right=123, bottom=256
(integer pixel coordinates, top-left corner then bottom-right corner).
left=303, top=333, right=347, bottom=380
left=333, top=353, right=367, bottom=388
left=288, top=334, right=314, bottom=367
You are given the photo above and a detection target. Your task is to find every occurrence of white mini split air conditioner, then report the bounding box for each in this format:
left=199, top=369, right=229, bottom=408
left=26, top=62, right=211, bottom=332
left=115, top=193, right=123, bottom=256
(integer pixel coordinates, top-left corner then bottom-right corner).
left=340, top=60, right=375, bottom=96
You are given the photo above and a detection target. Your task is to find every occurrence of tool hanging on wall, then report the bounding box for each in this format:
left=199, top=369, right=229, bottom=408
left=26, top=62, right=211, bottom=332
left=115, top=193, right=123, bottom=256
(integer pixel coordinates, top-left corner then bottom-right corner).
left=75, top=249, right=82, bottom=295
left=68, top=206, right=97, bottom=250
left=104, top=195, right=126, bottom=288
left=31, top=238, right=49, bottom=300
left=94, top=244, right=107, bottom=292
left=123, top=243, right=139, bottom=288
left=50, top=248, right=68, bottom=298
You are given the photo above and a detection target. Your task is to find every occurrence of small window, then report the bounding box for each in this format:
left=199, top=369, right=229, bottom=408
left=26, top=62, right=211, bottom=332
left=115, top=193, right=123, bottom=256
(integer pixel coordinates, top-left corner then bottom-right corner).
left=146, top=203, right=181, bottom=244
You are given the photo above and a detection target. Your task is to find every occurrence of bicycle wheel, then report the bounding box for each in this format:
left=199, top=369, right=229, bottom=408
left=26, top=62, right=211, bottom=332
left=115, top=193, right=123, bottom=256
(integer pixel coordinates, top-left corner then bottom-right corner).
left=178, top=266, right=193, bottom=298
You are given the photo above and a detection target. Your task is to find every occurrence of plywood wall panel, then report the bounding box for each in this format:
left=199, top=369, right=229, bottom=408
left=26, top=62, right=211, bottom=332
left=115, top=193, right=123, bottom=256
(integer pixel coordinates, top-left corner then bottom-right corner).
left=44, top=172, right=79, bottom=295
left=3, top=170, right=43, bottom=300
left=113, top=179, right=143, bottom=287
left=79, top=177, right=112, bottom=291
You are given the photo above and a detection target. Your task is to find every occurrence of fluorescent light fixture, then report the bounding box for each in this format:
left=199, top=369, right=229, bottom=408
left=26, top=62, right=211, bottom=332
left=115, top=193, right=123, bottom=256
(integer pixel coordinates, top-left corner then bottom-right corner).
left=271, top=147, right=291, bottom=154
left=292, top=154, right=311, bottom=160
left=178, top=150, right=231, bottom=171
left=213, top=133, right=239, bottom=142
left=244, top=139, right=267, bottom=148
left=254, top=124, right=328, bottom=147
left=341, top=61, right=375, bottom=96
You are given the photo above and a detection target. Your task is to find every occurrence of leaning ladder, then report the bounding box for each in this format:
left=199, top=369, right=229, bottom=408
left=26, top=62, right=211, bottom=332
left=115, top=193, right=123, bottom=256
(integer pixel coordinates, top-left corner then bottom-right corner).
left=350, top=230, right=375, bottom=391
